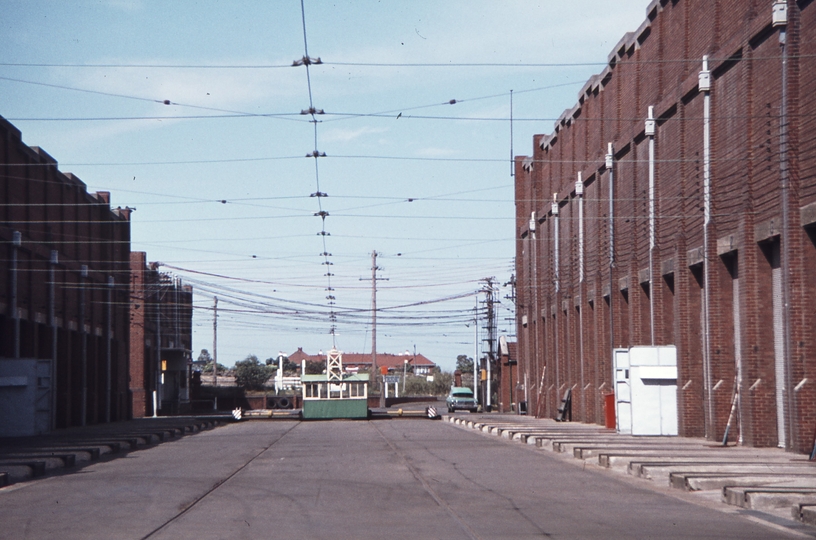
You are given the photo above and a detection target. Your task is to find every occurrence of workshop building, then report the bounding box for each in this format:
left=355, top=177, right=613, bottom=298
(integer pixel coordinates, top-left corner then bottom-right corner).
left=514, top=0, right=816, bottom=452
left=0, top=116, right=132, bottom=434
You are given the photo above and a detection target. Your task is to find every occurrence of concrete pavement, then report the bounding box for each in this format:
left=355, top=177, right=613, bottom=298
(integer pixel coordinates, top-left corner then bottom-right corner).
left=0, top=415, right=227, bottom=486
left=0, top=415, right=809, bottom=539
left=446, top=412, right=816, bottom=530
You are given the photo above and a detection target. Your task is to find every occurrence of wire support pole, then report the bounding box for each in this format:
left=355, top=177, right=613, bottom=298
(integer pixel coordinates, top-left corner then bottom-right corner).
left=606, top=143, right=615, bottom=380
left=576, top=173, right=586, bottom=420
left=646, top=105, right=656, bottom=347
left=528, top=212, right=537, bottom=413
left=778, top=16, right=796, bottom=451
left=552, top=195, right=560, bottom=403
left=646, top=106, right=656, bottom=346
left=700, top=56, right=714, bottom=439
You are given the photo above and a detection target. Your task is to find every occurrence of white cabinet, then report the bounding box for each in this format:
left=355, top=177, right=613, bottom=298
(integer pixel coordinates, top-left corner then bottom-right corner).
left=613, top=348, right=631, bottom=434
left=614, top=346, right=678, bottom=436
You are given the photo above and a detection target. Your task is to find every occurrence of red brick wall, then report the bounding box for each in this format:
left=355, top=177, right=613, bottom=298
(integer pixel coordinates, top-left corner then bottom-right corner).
left=0, top=117, right=132, bottom=428
left=515, top=0, right=816, bottom=452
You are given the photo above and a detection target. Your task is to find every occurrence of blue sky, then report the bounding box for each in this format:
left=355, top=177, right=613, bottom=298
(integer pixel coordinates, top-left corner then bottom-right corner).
left=2, top=1, right=647, bottom=371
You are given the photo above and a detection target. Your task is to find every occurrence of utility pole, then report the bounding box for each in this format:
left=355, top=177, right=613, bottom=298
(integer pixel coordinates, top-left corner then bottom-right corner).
left=372, top=251, right=377, bottom=393
left=606, top=143, right=615, bottom=378
left=213, top=296, right=218, bottom=390
left=503, top=273, right=517, bottom=412
left=153, top=275, right=162, bottom=418
left=474, top=294, right=479, bottom=401
left=361, top=251, right=388, bottom=407
left=503, top=275, right=517, bottom=340
left=481, top=277, right=497, bottom=411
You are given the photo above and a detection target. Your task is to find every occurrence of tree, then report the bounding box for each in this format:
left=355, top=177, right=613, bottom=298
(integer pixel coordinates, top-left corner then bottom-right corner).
left=234, top=354, right=273, bottom=390
left=304, top=360, right=324, bottom=375
left=456, top=354, right=473, bottom=373
left=197, top=349, right=229, bottom=374
left=402, top=368, right=454, bottom=397
left=430, top=368, right=454, bottom=395
left=202, top=361, right=230, bottom=374
left=403, top=376, right=432, bottom=396
left=266, top=355, right=300, bottom=374
left=283, top=358, right=299, bottom=373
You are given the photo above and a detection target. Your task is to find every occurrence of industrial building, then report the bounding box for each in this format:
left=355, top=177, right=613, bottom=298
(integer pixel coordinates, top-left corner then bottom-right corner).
left=514, top=0, right=816, bottom=452
left=1, top=115, right=194, bottom=435
left=0, top=116, right=132, bottom=434
left=129, top=253, right=193, bottom=417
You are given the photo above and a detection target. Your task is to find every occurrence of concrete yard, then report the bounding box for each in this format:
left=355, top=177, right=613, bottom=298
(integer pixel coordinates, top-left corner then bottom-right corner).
left=0, top=415, right=807, bottom=539
left=448, top=413, right=816, bottom=534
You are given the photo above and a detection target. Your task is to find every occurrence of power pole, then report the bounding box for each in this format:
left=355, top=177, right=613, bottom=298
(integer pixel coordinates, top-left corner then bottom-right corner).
left=504, top=273, right=517, bottom=337
left=503, top=273, right=517, bottom=411
left=213, top=296, right=218, bottom=389
left=372, top=251, right=378, bottom=406
left=372, top=251, right=377, bottom=389
left=481, top=277, right=497, bottom=411
left=473, top=294, right=479, bottom=401
left=361, top=251, right=388, bottom=407
left=154, top=274, right=162, bottom=418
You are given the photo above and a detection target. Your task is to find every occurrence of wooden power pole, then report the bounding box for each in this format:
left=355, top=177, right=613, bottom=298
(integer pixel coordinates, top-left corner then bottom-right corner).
left=361, top=251, right=387, bottom=407
left=213, top=296, right=218, bottom=389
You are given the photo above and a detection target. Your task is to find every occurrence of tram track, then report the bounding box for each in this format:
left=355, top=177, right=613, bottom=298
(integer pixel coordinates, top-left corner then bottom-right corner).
left=370, top=421, right=483, bottom=540
left=140, top=421, right=300, bottom=540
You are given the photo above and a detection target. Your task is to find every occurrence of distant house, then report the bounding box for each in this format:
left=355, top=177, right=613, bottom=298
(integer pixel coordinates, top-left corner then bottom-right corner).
left=288, top=348, right=436, bottom=376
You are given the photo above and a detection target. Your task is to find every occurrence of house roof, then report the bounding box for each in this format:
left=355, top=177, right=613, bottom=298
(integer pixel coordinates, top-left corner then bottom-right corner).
left=288, top=348, right=435, bottom=370
left=301, top=373, right=369, bottom=383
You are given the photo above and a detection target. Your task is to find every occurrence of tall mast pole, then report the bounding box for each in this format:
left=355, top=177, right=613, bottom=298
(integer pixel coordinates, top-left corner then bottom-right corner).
left=372, top=250, right=377, bottom=378
left=213, top=296, right=218, bottom=389
left=372, top=251, right=384, bottom=407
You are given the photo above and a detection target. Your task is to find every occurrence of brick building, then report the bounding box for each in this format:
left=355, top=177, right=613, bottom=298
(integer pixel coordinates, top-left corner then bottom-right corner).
left=0, top=116, right=132, bottom=434
left=514, top=0, right=816, bottom=452
left=129, top=253, right=193, bottom=417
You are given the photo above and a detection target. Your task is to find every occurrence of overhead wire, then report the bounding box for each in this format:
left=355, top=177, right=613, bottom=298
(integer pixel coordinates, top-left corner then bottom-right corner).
left=3, top=52, right=815, bottom=69
left=0, top=75, right=309, bottom=123
left=8, top=12, right=796, bottom=358
left=296, top=0, right=339, bottom=345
